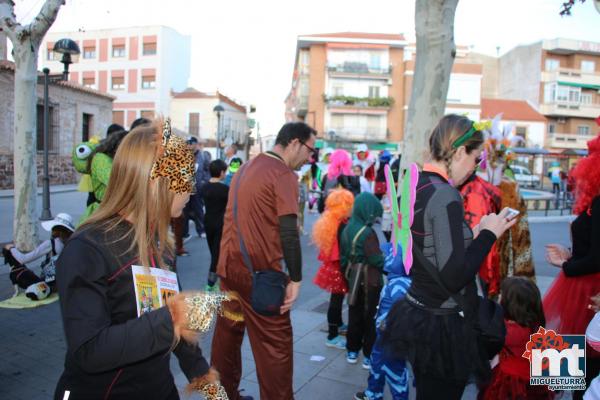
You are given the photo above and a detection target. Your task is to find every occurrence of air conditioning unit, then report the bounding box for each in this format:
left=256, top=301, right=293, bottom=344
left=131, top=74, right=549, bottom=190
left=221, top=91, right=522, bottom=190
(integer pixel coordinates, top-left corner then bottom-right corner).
left=557, top=118, right=566, bottom=124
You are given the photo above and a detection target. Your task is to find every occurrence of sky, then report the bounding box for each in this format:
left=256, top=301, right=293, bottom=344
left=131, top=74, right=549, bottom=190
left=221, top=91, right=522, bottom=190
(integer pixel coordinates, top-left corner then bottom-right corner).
left=10, top=0, right=600, bottom=137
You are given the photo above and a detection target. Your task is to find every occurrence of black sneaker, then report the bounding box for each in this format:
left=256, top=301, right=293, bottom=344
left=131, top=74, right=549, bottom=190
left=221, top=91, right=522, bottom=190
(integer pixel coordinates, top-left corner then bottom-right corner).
left=354, top=392, right=369, bottom=400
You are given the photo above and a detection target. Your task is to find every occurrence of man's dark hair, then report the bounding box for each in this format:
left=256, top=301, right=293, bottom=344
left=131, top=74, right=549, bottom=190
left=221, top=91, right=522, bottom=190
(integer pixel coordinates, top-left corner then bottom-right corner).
left=209, top=159, right=228, bottom=178
left=106, top=123, right=125, bottom=137
left=130, top=117, right=151, bottom=131
left=275, top=122, right=317, bottom=147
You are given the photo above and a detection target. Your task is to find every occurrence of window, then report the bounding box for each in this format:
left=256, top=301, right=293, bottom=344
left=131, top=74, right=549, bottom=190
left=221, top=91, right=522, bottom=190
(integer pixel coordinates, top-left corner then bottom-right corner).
left=577, top=126, right=591, bottom=136
left=112, top=45, right=126, bottom=58
left=556, top=85, right=569, bottom=102
left=141, top=110, right=154, bottom=120
left=368, top=86, right=380, bottom=98
left=143, top=42, right=157, bottom=56
left=332, top=83, right=343, bottom=96
left=516, top=126, right=527, bottom=141
left=548, top=123, right=556, bottom=134
left=46, top=49, right=57, bottom=61
left=83, top=47, right=96, bottom=59
left=544, top=83, right=556, bottom=103
left=82, top=77, right=96, bottom=89
left=569, top=88, right=580, bottom=103
left=82, top=113, right=93, bottom=142
left=370, top=54, right=381, bottom=70
left=189, top=113, right=200, bottom=136
left=141, top=75, right=156, bottom=89
left=545, top=58, right=560, bottom=71
left=111, top=77, right=125, bottom=90
left=36, top=104, right=57, bottom=152
left=581, top=93, right=593, bottom=105
left=581, top=60, right=596, bottom=73
left=112, top=110, right=125, bottom=126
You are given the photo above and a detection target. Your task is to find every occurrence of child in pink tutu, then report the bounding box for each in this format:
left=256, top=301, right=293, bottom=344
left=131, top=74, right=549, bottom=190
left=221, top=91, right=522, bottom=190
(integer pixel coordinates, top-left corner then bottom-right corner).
left=313, top=188, right=355, bottom=348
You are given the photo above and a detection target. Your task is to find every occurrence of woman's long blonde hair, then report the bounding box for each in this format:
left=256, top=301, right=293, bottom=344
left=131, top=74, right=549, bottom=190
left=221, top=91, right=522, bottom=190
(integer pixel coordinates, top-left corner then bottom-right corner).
left=81, top=122, right=174, bottom=268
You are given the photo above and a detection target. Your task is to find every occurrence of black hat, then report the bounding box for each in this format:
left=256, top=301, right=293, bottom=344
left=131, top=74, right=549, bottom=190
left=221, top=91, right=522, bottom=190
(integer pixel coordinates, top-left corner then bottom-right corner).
left=187, top=136, right=199, bottom=145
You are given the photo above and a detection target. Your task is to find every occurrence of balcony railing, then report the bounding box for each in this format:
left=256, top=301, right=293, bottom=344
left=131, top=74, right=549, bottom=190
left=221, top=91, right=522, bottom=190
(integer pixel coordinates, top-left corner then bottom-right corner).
left=327, top=126, right=387, bottom=141
left=540, top=102, right=600, bottom=118
left=323, top=95, right=394, bottom=109
left=542, top=67, right=600, bottom=86
left=327, top=62, right=391, bottom=77
left=547, top=132, right=591, bottom=149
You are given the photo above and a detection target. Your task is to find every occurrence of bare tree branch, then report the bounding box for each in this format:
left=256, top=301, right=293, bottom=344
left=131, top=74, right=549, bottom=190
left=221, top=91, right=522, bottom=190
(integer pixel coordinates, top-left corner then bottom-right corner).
left=0, top=0, right=18, bottom=41
left=26, top=0, right=64, bottom=41
left=560, top=0, right=586, bottom=16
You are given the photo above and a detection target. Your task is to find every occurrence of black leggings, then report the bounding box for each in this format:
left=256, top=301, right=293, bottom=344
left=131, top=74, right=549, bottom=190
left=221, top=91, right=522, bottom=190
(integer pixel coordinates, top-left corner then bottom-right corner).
left=327, top=293, right=345, bottom=340
left=346, top=285, right=381, bottom=357
left=205, top=223, right=223, bottom=286
left=414, top=374, right=466, bottom=400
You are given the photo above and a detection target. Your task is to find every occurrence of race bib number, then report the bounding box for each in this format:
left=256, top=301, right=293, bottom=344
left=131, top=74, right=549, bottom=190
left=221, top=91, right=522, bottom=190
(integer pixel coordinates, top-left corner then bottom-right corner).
left=132, top=265, right=179, bottom=317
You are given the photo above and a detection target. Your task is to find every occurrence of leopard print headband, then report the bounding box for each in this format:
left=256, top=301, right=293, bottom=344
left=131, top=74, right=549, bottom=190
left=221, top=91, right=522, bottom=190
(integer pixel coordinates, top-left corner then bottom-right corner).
left=150, top=118, right=196, bottom=194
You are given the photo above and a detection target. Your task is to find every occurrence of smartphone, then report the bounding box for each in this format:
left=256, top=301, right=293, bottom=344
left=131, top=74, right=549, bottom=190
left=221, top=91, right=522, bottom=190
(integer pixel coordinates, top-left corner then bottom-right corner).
left=505, top=207, right=520, bottom=220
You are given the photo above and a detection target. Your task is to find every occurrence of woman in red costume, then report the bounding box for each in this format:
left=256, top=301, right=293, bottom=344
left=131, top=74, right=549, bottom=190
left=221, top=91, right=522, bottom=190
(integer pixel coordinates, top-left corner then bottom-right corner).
left=544, top=131, right=600, bottom=400
left=313, top=188, right=355, bottom=349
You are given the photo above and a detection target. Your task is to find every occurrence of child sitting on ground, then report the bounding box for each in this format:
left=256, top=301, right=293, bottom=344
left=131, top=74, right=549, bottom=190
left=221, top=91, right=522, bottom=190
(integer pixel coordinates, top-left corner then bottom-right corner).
left=3, top=213, right=75, bottom=298
left=479, top=277, right=554, bottom=400
left=313, top=188, right=355, bottom=349
left=354, top=242, right=411, bottom=400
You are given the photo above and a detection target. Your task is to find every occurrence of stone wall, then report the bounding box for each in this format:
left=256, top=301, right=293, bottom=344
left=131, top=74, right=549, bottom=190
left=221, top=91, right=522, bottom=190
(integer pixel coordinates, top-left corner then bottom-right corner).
left=0, top=154, right=78, bottom=189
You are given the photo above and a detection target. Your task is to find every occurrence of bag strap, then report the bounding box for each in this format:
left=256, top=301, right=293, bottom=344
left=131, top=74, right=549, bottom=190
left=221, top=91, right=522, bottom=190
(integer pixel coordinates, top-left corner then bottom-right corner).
left=412, top=245, right=467, bottom=315
left=50, top=238, right=56, bottom=256
left=232, top=162, right=254, bottom=274
left=349, top=225, right=368, bottom=263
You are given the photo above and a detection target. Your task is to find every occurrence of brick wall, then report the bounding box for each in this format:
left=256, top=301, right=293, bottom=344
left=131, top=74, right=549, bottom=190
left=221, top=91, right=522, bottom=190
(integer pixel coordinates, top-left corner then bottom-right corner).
left=0, top=154, right=78, bottom=189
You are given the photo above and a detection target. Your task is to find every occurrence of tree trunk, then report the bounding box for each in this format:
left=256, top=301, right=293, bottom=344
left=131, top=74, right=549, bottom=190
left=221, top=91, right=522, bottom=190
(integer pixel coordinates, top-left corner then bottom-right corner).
left=1, top=0, right=64, bottom=250
left=400, top=0, right=459, bottom=175
left=12, top=40, right=40, bottom=250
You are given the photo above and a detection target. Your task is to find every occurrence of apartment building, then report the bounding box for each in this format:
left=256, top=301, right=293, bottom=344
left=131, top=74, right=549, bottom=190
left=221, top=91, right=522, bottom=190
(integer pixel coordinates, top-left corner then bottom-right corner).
left=285, top=32, right=483, bottom=146
left=39, top=26, right=191, bottom=128
left=496, top=38, right=600, bottom=151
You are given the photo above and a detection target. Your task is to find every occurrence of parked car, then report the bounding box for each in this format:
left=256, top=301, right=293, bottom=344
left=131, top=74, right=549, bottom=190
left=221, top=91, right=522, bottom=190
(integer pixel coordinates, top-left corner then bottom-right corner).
left=512, top=165, right=540, bottom=187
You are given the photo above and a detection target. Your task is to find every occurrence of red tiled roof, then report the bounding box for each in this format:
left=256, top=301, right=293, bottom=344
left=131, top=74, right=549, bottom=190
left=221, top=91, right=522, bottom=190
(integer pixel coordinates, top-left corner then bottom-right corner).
left=481, top=98, right=546, bottom=122
left=303, top=32, right=405, bottom=41
left=171, top=87, right=212, bottom=99
left=0, top=60, right=115, bottom=100
left=171, top=88, right=247, bottom=114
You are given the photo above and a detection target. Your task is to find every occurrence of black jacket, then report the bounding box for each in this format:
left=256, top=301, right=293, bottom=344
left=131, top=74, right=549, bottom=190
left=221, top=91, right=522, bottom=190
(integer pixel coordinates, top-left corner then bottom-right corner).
left=54, top=220, right=209, bottom=400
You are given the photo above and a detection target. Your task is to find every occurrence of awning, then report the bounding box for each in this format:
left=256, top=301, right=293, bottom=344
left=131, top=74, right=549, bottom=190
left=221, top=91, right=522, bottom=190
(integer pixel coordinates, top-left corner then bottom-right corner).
left=558, top=81, right=600, bottom=90
left=315, top=139, right=400, bottom=152
left=562, top=148, right=588, bottom=156
left=511, top=147, right=550, bottom=155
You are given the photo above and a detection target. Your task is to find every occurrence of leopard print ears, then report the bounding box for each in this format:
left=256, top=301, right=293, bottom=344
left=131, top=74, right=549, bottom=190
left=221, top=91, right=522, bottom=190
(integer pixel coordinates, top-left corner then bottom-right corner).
left=150, top=118, right=197, bottom=194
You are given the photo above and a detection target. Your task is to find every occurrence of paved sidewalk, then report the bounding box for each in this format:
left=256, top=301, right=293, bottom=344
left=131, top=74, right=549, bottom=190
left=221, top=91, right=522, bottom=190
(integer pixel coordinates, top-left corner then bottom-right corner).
left=0, top=196, right=571, bottom=399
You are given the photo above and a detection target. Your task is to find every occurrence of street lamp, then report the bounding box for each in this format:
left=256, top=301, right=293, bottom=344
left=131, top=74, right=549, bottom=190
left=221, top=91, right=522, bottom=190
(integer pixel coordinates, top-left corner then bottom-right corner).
left=40, top=38, right=80, bottom=221
left=213, top=104, right=224, bottom=159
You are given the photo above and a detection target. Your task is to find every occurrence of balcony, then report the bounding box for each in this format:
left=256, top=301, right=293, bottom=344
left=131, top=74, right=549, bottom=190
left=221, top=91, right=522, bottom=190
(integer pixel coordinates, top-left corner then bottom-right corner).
left=542, top=68, right=600, bottom=87
left=539, top=101, right=600, bottom=118
left=324, top=95, right=394, bottom=114
left=547, top=133, right=591, bottom=150
left=327, top=62, right=391, bottom=80
left=328, top=126, right=388, bottom=142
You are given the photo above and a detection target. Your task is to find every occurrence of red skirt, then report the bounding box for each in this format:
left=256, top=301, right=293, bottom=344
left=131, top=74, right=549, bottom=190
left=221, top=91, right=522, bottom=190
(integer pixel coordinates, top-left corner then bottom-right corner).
left=313, top=260, right=348, bottom=294
left=543, top=270, right=600, bottom=356
left=480, top=361, right=554, bottom=400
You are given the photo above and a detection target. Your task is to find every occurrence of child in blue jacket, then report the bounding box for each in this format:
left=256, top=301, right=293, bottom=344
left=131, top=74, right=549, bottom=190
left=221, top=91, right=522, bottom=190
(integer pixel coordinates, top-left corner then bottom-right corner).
left=355, top=242, right=411, bottom=400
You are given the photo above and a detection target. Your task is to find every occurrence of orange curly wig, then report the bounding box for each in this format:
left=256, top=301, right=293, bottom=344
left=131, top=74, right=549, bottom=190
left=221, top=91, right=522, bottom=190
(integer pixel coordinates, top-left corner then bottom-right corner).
left=572, top=133, right=600, bottom=215
left=312, top=188, right=355, bottom=256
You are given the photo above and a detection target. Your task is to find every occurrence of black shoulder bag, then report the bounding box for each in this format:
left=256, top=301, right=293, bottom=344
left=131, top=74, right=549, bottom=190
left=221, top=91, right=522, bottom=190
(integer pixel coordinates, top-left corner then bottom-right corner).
left=412, top=246, right=506, bottom=359
left=233, top=162, right=288, bottom=316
